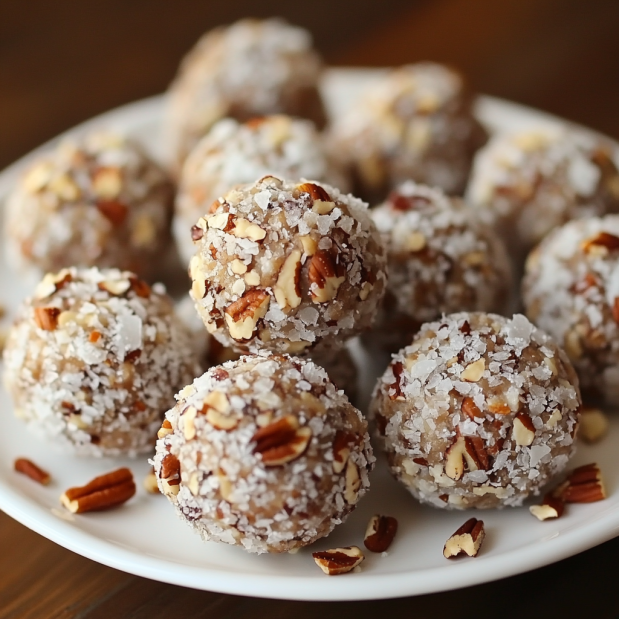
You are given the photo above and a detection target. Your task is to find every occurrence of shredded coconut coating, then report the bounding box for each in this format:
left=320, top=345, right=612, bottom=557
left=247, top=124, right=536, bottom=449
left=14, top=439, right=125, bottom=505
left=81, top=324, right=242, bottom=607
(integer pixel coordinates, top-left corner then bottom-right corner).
left=174, top=115, right=348, bottom=264
left=466, top=126, right=619, bottom=266
left=2, top=267, right=201, bottom=456
left=4, top=131, right=174, bottom=280
left=189, top=176, right=387, bottom=355
left=523, top=215, right=619, bottom=405
left=330, top=63, right=488, bottom=204
left=165, top=18, right=327, bottom=170
left=365, top=182, right=512, bottom=352
left=153, top=353, right=374, bottom=554
left=370, top=312, right=581, bottom=510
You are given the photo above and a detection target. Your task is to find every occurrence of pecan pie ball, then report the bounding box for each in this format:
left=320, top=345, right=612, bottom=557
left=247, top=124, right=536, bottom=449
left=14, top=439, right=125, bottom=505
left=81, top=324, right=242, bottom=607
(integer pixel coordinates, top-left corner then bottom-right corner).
left=153, top=353, right=374, bottom=554
left=4, top=131, right=174, bottom=280
left=189, top=176, right=387, bottom=355
left=365, top=182, right=512, bottom=353
left=330, top=62, right=488, bottom=204
left=466, top=126, right=619, bottom=266
left=370, top=312, right=581, bottom=510
left=165, top=18, right=327, bottom=170
left=523, top=215, right=619, bottom=405
left=2, top=267, right=200, bottom=456
left=174, top=115, right=347, bottom=264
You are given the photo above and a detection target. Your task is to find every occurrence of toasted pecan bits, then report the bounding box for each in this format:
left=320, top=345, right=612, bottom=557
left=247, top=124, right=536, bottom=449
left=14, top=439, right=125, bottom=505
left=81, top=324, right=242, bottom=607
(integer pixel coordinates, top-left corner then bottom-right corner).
left=159, top=454, right=181, bottom=496
left=557, top=463, right=606, bottom=503
left=143, top=471, right=160, bottom=494
left=34, top=307, right=60, bottom=331
left=312, top=546, right=365, bottom=575
left=187, top=176, right=387, bottom=355
left=370, top=313, right=581, bottom=510
left=251, top=415, right=312, bottom=466
left=581, top=231, right=619, bottom=253
left=60, top=468, right=136, bottom=513
left=529, top=494, right=565, bottom=521
left=14, top=458, right=51, bottom=485
left=443, top=518, right=485, bottom=559
left=364, top=515, right=398, bottom=553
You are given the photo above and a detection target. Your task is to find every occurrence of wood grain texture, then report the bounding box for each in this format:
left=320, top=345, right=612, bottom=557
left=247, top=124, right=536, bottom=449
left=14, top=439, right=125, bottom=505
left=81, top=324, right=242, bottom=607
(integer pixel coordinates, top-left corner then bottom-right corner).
left=1, top=1, right=619, bottom=616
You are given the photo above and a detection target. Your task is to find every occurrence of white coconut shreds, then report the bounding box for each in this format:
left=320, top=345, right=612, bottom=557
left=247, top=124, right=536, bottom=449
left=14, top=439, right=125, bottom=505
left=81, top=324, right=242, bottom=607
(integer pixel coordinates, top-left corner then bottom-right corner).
left=370, top=312, right=581, bottom=510
left=152, top=352, right=374, bottom=554
left=523, top=215, right=619, bottom=405
left=2, top=267, right=201, bottom=456
left=188, top=176, right=387, bottom=355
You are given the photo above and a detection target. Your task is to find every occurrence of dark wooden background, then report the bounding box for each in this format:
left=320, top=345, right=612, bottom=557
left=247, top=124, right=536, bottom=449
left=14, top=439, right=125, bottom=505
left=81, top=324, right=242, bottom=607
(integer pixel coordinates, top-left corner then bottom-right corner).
left=2, top=1, right=619, bottom=617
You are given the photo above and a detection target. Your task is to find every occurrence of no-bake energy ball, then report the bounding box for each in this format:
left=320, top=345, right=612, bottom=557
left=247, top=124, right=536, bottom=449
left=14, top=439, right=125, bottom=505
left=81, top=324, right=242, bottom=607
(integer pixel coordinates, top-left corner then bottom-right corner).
left=153, top=353, right=374, bottom=554
left=174, top=115, right=346, bottom=264
left=166, top=18, right=327, bottom=169
left=4, top=131, right=174, bottom=280
left=330, top=63, right=488, bottom=203
left=2, top=268, right=200, bottom=456
left=523, top=215, right=619, bottom=405
left=366, top=182, right=512, bottom=352
left=466, top=126, right=619, bottom=264
left=189, top=176, right=387, bottom=355
left=371, top=312, right=581, bottom=510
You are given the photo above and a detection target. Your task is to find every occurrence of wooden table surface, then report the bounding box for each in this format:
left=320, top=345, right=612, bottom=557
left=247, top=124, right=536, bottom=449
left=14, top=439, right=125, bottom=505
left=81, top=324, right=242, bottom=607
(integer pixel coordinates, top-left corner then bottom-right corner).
left=2, top=1, right=619, bottom=617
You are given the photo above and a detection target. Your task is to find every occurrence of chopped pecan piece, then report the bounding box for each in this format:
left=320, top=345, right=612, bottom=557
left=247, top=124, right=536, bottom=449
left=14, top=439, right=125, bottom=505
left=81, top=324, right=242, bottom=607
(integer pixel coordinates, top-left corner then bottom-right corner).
left=34, top=307, right=61, bottom=331
left=308, top=250, right=346, bottom=304
left=60, top=468, right=136, bottom=513
left=14, top=458, right=51, bottom=485
left=224, top=289, right=270, bottom=340
left=251, top=415, right=312, bottom=466
left=364, top=515, right=398, bottom=553
left=529, top=494, right=564, bottom=521
left=312, top=546, right=364, bottom=575
left=556, top=463, right=606, bottom=503
left=443, top=518, right=485, bottom=559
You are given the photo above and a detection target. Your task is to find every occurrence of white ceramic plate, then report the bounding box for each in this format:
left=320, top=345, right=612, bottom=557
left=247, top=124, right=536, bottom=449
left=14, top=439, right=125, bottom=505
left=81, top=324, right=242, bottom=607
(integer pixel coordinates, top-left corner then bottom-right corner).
left=0, top=69, right=617, bottom=602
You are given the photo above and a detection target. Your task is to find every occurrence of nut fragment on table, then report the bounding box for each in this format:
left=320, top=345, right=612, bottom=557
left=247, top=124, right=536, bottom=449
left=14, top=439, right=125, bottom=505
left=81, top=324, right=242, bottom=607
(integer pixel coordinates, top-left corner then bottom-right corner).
left=14, top=458, right=51, bottom=485
left=143, top=471, right=160, bottom=494
left=364, top=514, right=398, bottom=553
left=579, top=407, right=609, bottom=443
left=60, top=468, right=136, bottom=513
left=443, top=518, right=485, bottom=559
left=312, top=546, right=365, bottom=575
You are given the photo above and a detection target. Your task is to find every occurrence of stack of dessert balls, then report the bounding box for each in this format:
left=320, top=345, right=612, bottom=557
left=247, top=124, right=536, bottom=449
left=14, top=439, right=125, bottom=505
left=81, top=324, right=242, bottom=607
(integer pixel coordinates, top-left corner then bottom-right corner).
left=3, top=16, right=619, bottom=557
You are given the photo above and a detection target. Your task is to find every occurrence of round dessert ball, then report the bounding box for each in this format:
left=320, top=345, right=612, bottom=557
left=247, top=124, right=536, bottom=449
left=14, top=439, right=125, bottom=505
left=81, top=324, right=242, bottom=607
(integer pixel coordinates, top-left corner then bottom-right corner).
left=2, top=267, right=200, bottom=456
left=153, top=353, right=374, bottom=554
left=166, top=18, right=327, bottom=170
left=174, top=115, right=347, bottom=264
left=523, top=215, right=619, bottom=405
left=370, top=312, right=581, bottom=510
left=466, top=126, right=619, bottom=265
left=365, top=182, right=513, bottom=353
left=330, top=63, right=488, bottom=204
left=4, top=131, right=174, bottom=280
left=189, top=176, right=387, bottom=355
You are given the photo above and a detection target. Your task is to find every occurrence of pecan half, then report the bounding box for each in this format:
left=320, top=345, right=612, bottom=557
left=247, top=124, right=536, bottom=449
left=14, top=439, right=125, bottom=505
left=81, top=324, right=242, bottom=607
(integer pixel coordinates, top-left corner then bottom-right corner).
left=364, top=515, right=398, bottom=553
left=60, top=468, right=136, bottom=513
left=273, top=249, right=302, bottom=310
left=556, top=463, right=606, bottom=503
left=251, top=415, right=312, bottom=466
left=443, top=518, right=485, bottom=559
left=224, top=289, right=270, bottom=340
left=312, top=546, right=364, bottom=575
left=308, top=250, right=346, bottom=304
left=14, top=458, right=51, bottom=485
left=34, top=307, right=60, bottom=331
